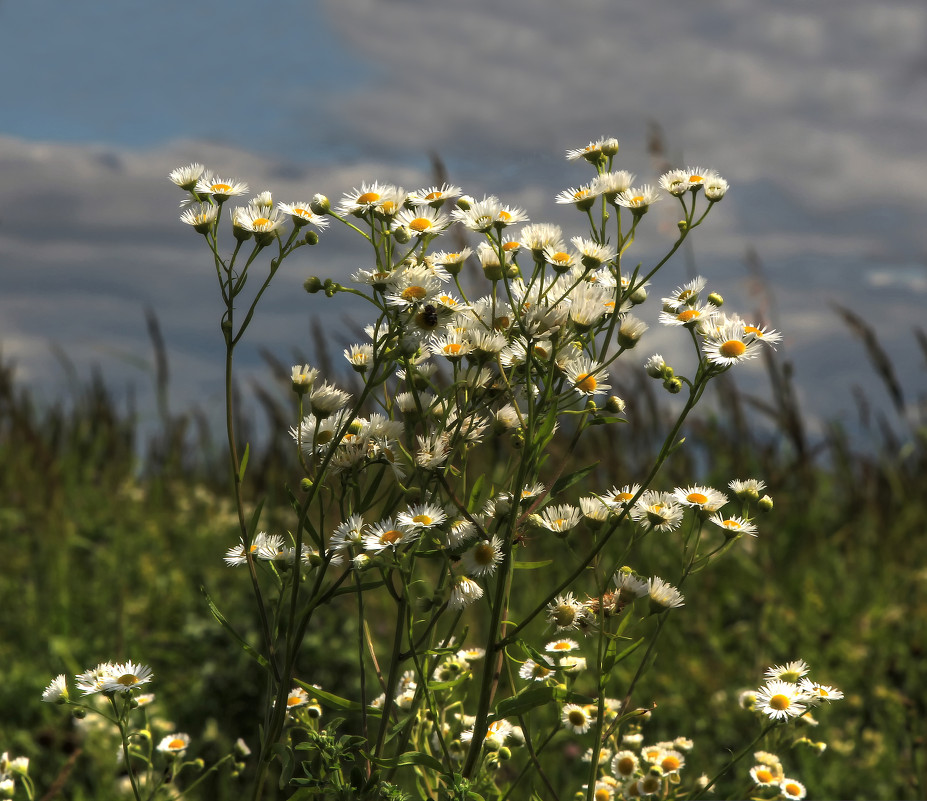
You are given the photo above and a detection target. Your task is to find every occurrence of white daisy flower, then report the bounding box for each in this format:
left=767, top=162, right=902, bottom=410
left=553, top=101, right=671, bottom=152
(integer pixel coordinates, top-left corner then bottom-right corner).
left=277, top=201, right=330, bottom=228
left=103, top=661, right=153, bottom=694
left=754, top=680, right=813, bottom=721
left=673, top=486, right=728, bottom=512
left=42, top=674, right=69, bottom=703
left=703, top=321, right=763, bottom=367
left=397, top=503, right=447, bottom=530
left=157, top=733, right=191, bottom=755
left=408, top=183, right=462, bottom=208
left=519, top=659, right=554, bottom=682
left=449, top=575, right=484, bottom=609
left=765, top=659, right=811, bottom=683
left=561, top=704, right=592, bottom=734
left=593, top=170, right=635, bottom=200
left=564, top=356, right=611, bottom=397
left=393, top=206, right=451, bottom=237
left=647, top=576, right=685, bottom=610
left=195, top=174, right=249, bottom=200
left=168, top=163, right=206, bottom=190
left=709, top=513, right=758, bottom=537
left=798, top=679, right=844, bottom=702
left=461, top=536, right=504, bottom=577
left=780, top=778, right=807, bottom=799
left=179, top=203, right=219, bottom=232
left=614, top=185, right=662, bottom=212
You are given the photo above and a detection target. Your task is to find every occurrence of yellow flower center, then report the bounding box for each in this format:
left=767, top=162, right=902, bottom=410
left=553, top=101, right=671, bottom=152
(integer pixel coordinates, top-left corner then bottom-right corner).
left=552, top=641, right=572, bottom=651
left=168, top=738, right=187, bottom=749
left=532, top=664, right=551, bottom=678
left=676, top=309, right=700, bottom=323
left=443, top=343, right=463, bottom=355
left=554, top=518, right=567, bottom=528
left=252, top=217, right=271, bottom=228
left=630, top=195, right=644, bottom=204
left=412, top=514, right=433, bottom=525
left=498, top=210, right=512, bottom=222
left=425, top=190, right=443, bottom=200
left=533, top=345, right=550, bottom=358
left=356, top=192, right=380, bottom=204
left=293, top=208, right=312, bottom=218
left=615, top=492, right=634, bottom=502
left=551, top=251, right=571, bottom=264
left=721, top=519, right=741, bottom=530
left=474, top=543, right=495, bottom=564
left=567, top=710, right=586, bottom=726
left=769, top=693, right=791, bottom=710
left=502, top=240, right=520, bottom=251
left=493, top=315, right=510, bottom=330
left=783, top=782, right=802, bottom=797
left=210, top=183, right=231, bottom=193
left=744, top=324, right=762, bottom=335
left=756, top=768, right=774, bottom=783
left=574, top=189, right=590, bottom=200
left=719, top=340, right=746, bottom=358
left=380, top=529, right=403, bottom=545
left=687, top=492, right=708, bottom=505
left=689, top=174, right=704, bottom=184
left=287, top=695, right=304, bottom=706
left=408, top=217, right=432, bottom=232
left=401, top=285, right=428, bottom=301
left=575, top=373, right=597, bottom=393
left=615, top=756, right=635, bottom=776
left=661, top=754, right=681, bottom=771
left=116, top=673, right=139, bottom=686
left=380, top=200, right=397, bottom=214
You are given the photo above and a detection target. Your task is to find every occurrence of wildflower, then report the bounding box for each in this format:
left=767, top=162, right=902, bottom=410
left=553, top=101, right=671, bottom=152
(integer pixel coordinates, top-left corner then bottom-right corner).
left=397, top=503, right=448, bottom=531
left=277, top=201, right=330, bottom=229
left=673, top=486, right=728, bottom=512
left=103, top=661, right=153, bottom=694
left=291, top=363, right=319, bottom=392
left=579, top=495, right=611, bottom=524
left=409, top=183, right=462, bottom=208
left=545, top=638, right=580, bottom=654
left=565, top=137, right=616, bottom=163
left=461, top=536, right=504, bottom=577
left=384, top=268, right=442, bottom=310
left=555, top=184, right=598, bottom=211
left=704, top=175, right=729, bottom=201
left=631, top=491, right=684, bottom=532
left=457, top=646, right=486, bottom=662
left=180, top=203, right=219, bottom=232
left=729, top=478, right=766, bottom=501
left=780, top=778, right=807, bottom=800
left=519, top=222, right=565, bottom=255
left=339, top=182, right=398, bottom=216
left=749, top=763, right=782, bottom=786
left=285, top=687, right=309, bottom=709
left=571, top=236, right=617, bottom=269
left=605, top=484, right=640, bottom=507
left=636, top=770, right=663, bottom=796
left=564, top=357, right=611, bottom=397
left=449, top=576, right=483, bottom=609
left=613, top=569, right=649, bottom=603
left=431, top=248, right=472, bottom=275
left=561, top=704, right=592, bottom=734
left=344, top=343, right=374, bottom=372
left=537, top=504, right=582, bottom=534
left=659, top=302, right=718, bottom=328
left=451, top=195, right=502, bottom=232
left=519, top=659, right=554, bottom=681
left=393, top=206, right=451, bottom=237
left=231, top=203, right=285, bottom=238
left=42, top=674, right=69, bottom=703
left=194, top=174, right=249, bottom=200
left=416, top=432, right=451, bottom=469
left=617, top=315, right=648, bottom=349
left=682, top=166, right=718, bottom=193
left=754, top=680, right=812, bottom=721
left=594, top=170, right=635, bottom=201
left=76, top=662, right=117, bottom=696
left=612, top=749, right=639, bottom=779
left=363, top=518, right=416, bottom=553
left=168, top=163, right=206, bottom=190
left=799, top=679, right=844, bottom=702
left=703, top=321, right=763, bottom=367
left=157, top=733, right=191, bottom=756
left=309, top=382, right=352, bottom=417
left=658, top=749, right=685, bottom=776
left=709, top=513, right=758, bottom=538
left=614, top=185, right=662, bottom=213
left=647, top=576, right=685, bottom=611
left=547, top=592, right=587, bottom=631
left=765, top=660, right=810, bottom=683
left=543, top=244, right=578, bottom=273
left=659, top=169, right=690, bottom=197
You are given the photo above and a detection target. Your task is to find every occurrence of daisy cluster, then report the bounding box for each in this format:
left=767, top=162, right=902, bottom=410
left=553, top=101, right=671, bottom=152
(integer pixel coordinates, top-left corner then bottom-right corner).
left=42, top=660, right=153, bottom=700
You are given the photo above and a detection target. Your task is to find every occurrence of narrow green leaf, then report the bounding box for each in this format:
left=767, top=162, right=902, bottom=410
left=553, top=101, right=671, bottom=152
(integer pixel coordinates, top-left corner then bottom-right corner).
left=294, top=680, right=373, bottom=713
left=200, top=586, right=269, bottom=668
left=370, top=751, right=444, bottom=772
left=512, top=559, right=553, bottom=570
left=467, top=474, right=486, bottom=512
left=551, top=462, right=599, bottom=496
left=238, top=442, right=250, bottom=484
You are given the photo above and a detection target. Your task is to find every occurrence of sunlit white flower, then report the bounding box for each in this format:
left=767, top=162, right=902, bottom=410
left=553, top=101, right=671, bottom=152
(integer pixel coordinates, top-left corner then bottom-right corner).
left=538, top=504, right=582, bottom=534
left=409, top=183, right=462, bottom=208
left=519, top=659, right=554, bottom=682
left=179, top=202, right=219, bottom=231
left=42, top=674, right=69, bottom=703
left=709, top=513, right=758, bottom=538
left=799, top=679, right=844, bottom=702
left=662, top=278, right=707, bottom=311
left=704, top=174, right=729, bottom=201
left=754, top=680, right=812, bottom=721
left=594, top=170, right=635, bottom=200
left=614, top=185, right=662, bottom=212
left=749, top=763, right=782, bottom=787
left=564, top=356, right=611, bottom=397
left=673, top=486, right=728, bottom=512
left=309, top=382, right=352, bottom=417
left=195, top=174, right=249, bottom=200
left=103, top=661, right=153, bottom=694
left=555, top=184, right=598, bottom=210
left=647, top=576, right=685, bottom=610
left=339, top=182, right=399, bottom=216
left=545, top=638, right=580, bottom=654
left=168, top=163, right=206, bottom=190
left=285, top=687, right=309, bottom=710
left=393, top=206, right=451, bottom=236
left=157, top=733, right=190, bottom=755
left=330, top=514, right=366, bottom=553
left=547, top=592, right=587, bottom=631
left=604, top=483, right=641, bottom=508
left=703, top=321, right=763, bottom=367
left=397, top=503, right=447, bottom=530
left=631, top=490, right=683, bottom=532
left=659, top=169, right=690, bottom=197
left=682, top=166, right=719, bottom=193
left=565, top=137, right=617, bottom=163
left=277, top=201, right=330, bottom=228
left=363, top=518, right=416, bottom=553
left=780, top=778, right=807, bottom=799
left=461, top=535, right=504, bottom=577
left=76, top=662, right=117, bottom=696
left=449, top=575, right=484, bottom=609
left=765, top=660, right=811, bottom=683
left=561, top=704, right=592, bottom=734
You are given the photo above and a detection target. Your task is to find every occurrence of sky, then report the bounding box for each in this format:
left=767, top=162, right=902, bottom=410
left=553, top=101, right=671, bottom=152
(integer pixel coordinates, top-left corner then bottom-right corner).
left=1, top=0, right=925, bottom=449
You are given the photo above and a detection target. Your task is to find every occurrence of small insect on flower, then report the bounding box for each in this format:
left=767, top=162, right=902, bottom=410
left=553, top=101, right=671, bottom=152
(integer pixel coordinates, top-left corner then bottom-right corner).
left=420, top=304, right=439, bottom=328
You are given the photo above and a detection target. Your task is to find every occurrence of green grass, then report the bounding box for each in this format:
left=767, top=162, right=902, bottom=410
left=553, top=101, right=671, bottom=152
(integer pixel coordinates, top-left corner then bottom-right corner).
left=1, top=330, right=925, bottom=799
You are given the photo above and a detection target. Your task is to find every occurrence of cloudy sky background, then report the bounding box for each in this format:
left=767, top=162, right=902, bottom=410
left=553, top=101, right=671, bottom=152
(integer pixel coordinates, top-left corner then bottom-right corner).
left=1, top=0, right=925, bottom=447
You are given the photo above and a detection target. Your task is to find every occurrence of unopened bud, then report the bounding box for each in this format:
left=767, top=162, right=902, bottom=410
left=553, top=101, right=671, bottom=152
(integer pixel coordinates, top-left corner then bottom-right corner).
left=606, top=395, right=626, bottom=413
left=304, top=230, right=319, bottom=245
left=707, top=292, right=724, bottom=307
left=758, top=495, right=774, bottom=513
left=663, top=377, right=683, bottom=394
left=304, top=276, right=323, bottom=294
left=309, top=194, right=330, bottom=215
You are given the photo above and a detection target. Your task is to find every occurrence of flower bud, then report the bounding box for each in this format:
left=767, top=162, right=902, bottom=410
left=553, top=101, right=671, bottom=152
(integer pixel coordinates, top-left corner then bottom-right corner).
left=393, top=226, right=412, bottom=244
left=606, top=395, right=626, bottom=413
left=304, top=230, right=319, bottom=245
left=758, top=495, right=774, bottom=513
left=629, top=285, right=648, bottom=304
left=663, top=377, right=683, bottom=394
left=677, top=220, right=688, bottom=233
left=304, top=276, right=323, bottom=294
left=309, top=194, right=330, bottom=215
